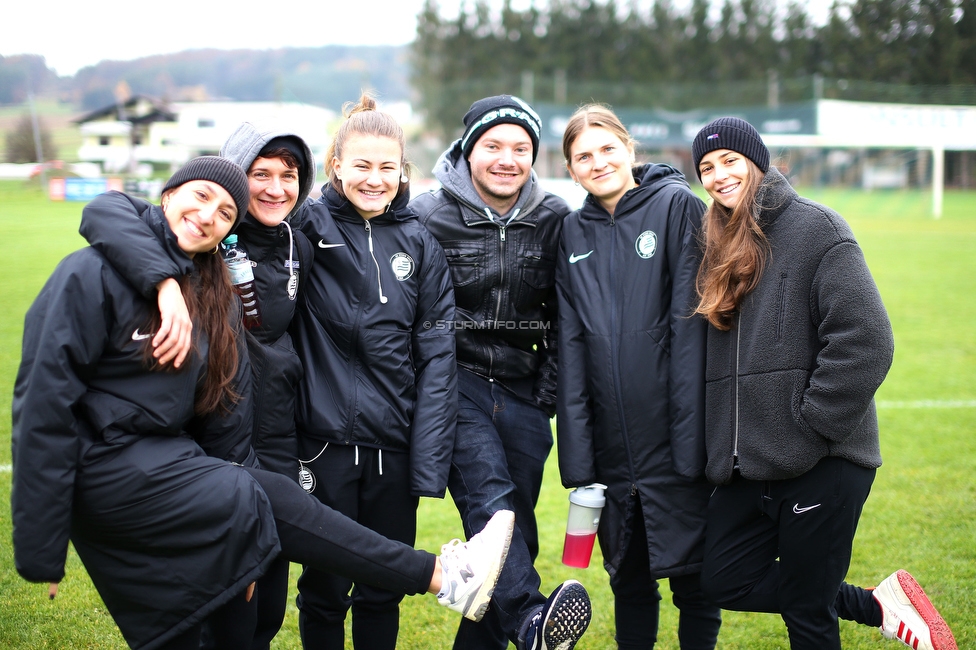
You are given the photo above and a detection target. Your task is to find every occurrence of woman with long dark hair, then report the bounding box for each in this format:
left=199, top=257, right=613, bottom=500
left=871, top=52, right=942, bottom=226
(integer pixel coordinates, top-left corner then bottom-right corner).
left=691, top=116, right=956, bottom=650
left=80, top=122, right=320, bottom=650
left=12, top=157, right=511, bottom=650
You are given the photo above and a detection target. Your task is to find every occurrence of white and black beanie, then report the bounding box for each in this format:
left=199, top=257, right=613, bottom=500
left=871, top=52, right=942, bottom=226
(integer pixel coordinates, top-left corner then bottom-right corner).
left=692, top=117, right=770, bottom=180
left=162, top=155, right=250, bottom=228
left=460, top=95, right=542, bottom=163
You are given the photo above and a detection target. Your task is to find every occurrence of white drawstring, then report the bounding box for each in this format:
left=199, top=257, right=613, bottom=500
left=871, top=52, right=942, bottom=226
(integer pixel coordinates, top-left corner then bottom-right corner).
left=506, top=208, right=521, bottom=227
left=353, top=445, right=384, bottom=475
left=365, top=221, right=388, bottom=304
left=282, top=220, right=297, bottom=300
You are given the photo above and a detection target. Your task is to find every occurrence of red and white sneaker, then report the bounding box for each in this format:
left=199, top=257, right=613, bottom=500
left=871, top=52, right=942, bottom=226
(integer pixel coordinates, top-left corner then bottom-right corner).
left=873, top=570, right=957, bottom=650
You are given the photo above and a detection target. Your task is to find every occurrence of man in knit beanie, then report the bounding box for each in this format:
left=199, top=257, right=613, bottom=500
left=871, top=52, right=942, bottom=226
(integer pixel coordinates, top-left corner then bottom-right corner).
left=410, top=99, right=591, bottom=650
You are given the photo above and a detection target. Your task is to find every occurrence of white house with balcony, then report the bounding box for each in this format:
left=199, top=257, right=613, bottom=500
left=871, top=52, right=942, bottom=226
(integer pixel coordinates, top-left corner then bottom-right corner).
left=75, top=96, right=336, bottom=175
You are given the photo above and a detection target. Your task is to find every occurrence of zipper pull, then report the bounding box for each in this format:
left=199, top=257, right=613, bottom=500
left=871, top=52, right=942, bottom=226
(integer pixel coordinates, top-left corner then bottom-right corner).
left=500, top=227, right=506, bottom=242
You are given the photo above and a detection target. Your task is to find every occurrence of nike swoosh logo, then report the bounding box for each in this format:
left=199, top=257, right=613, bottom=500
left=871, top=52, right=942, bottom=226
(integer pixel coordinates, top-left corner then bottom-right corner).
left=793, top=503, right=822, bottom=514
left=569, top=250, right=594, bottom=264
left=318, top=241, right=345, bottom=249
left=131, top=329, right=153, bottom=341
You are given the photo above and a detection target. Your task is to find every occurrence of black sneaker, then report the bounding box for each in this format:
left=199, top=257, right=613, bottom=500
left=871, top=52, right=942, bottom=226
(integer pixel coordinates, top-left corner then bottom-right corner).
left=522, top=580, right=591, bottom=650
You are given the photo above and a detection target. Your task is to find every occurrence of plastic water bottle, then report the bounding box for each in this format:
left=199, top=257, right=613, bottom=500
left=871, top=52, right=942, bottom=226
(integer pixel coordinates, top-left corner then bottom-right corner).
left=222, top=234, right=261, bottom=329
left=561, top=483, right=607, bottom=568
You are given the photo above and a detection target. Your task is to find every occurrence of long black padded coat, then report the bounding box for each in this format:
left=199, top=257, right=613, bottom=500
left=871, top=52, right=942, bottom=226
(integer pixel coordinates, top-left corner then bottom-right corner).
left=555, top=164, right=713, bottom=577
left=12, top=193, right=279, bottom=650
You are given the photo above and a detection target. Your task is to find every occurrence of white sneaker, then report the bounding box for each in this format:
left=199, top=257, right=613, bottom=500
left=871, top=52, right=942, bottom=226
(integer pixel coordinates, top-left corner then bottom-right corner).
left=874, top=570, right=957, bottom=650
left=437, top=509, right=515, bottom=621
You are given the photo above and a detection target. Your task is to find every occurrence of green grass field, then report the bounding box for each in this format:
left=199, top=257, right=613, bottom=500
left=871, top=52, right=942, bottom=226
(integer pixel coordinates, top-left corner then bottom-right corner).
left=0, top=180, right=973, bottom=649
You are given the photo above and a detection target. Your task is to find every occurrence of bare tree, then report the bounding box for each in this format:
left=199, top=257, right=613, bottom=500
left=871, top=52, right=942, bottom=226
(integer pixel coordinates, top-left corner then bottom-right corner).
left=4, top=113, right=56, bottom=163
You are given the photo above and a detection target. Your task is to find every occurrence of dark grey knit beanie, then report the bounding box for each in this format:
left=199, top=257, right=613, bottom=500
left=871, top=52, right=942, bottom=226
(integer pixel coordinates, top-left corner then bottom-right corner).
left=162, top=156, right=250, bottom=227
left=692, top=117, right=770, bottom=180
left=460, top=95, right=542, bottom=163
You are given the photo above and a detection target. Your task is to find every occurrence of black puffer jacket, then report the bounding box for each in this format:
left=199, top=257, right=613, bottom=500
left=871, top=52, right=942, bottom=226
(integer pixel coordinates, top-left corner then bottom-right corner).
left=411, top=140, right=566, bottom=415
left=704, top=168, right=894, bottom=485
left=290, top=184, right=457, bottom=498
left=14, top=193, right=279, bottom=650
left=556, top=164, right=711, bottom=577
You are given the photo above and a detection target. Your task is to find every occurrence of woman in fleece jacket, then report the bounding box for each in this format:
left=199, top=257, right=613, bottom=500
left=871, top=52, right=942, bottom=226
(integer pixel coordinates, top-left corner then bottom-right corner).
left=691, top=116, right=956, bottom=650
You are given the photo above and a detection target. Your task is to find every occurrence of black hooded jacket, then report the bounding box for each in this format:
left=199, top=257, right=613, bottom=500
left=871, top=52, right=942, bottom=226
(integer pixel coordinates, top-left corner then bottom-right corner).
left=556, top=164, right=711, bottom=577
left=290, top=184, right=457, bottom=498
left=79, top=124, right=317, bottom=479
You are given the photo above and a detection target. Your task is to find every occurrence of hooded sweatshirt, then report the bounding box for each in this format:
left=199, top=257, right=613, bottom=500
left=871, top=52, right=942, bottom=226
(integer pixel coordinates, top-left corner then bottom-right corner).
left=79, top=123, right=318, bottom=478
left=703, top=168, right=894, bottom=485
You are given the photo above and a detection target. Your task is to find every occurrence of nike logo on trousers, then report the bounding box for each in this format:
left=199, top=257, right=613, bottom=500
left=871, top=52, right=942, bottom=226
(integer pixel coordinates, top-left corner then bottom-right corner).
left=793, top=503, right=822, bottom=514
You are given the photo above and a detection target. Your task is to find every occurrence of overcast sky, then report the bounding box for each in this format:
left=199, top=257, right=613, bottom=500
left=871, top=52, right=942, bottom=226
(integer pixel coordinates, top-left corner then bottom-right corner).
left=4, top=0, right=833, bottom=77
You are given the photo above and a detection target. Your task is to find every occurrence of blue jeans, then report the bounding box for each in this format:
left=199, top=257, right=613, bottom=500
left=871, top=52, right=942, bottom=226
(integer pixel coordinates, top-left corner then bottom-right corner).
left=449, top=369, right=553, bottom=650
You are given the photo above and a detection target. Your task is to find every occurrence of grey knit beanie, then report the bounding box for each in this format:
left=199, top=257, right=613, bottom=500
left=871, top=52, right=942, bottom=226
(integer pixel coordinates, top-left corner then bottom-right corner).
left=162, top=156, right=250, bottom=227
left=460, top=95, right=542, bottom=163
left=692, top=117, right=770, bottom=180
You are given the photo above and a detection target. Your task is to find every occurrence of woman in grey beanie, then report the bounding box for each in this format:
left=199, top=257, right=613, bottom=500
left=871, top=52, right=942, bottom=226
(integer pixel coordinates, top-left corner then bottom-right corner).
left=691, top=117, right=957, bottom=650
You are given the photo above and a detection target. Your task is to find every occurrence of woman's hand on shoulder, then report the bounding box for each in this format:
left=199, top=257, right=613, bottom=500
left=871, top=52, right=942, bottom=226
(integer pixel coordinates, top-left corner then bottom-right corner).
left=154, top=278, right=192, bottom=368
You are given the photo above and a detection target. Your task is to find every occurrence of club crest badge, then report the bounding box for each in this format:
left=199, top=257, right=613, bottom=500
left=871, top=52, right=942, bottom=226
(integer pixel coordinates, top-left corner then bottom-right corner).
left=298, top=466, right=316, bottom=493
left=390, top=252, right=415, bottom=281
left=635, top=230, right=658, bottom=259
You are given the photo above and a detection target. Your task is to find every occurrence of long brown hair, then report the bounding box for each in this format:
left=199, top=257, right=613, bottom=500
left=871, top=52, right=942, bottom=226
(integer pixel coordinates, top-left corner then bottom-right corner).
left=141, top=221, right=240, bottom=416
left=695, top=159, right=769, bottom=330
left=326, top=92, right=409, bottom=200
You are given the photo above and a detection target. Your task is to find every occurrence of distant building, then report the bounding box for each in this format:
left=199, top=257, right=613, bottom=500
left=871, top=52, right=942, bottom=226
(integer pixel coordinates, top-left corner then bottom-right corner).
left=74, top=96, right=335, bottom=174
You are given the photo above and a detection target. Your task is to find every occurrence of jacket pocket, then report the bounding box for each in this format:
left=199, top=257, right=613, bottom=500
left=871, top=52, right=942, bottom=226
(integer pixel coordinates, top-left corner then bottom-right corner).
left=441, top=243, right=483, bottom=309
left=514, top=248, right=556, bottom=314
left=775, top=271, right=788, bottom=341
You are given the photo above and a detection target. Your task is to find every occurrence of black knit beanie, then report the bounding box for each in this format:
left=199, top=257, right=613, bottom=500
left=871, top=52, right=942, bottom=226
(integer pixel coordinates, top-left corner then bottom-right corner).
left=162, top=156, right=250, bottom=227
left=460, top=95, right=542, bottom=163
left=691, top=117, right=770, bottom=180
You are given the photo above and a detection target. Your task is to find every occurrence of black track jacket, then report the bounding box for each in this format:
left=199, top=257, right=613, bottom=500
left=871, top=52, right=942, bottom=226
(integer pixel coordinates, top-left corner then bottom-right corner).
left=290, top=185, right=457, bottom=498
